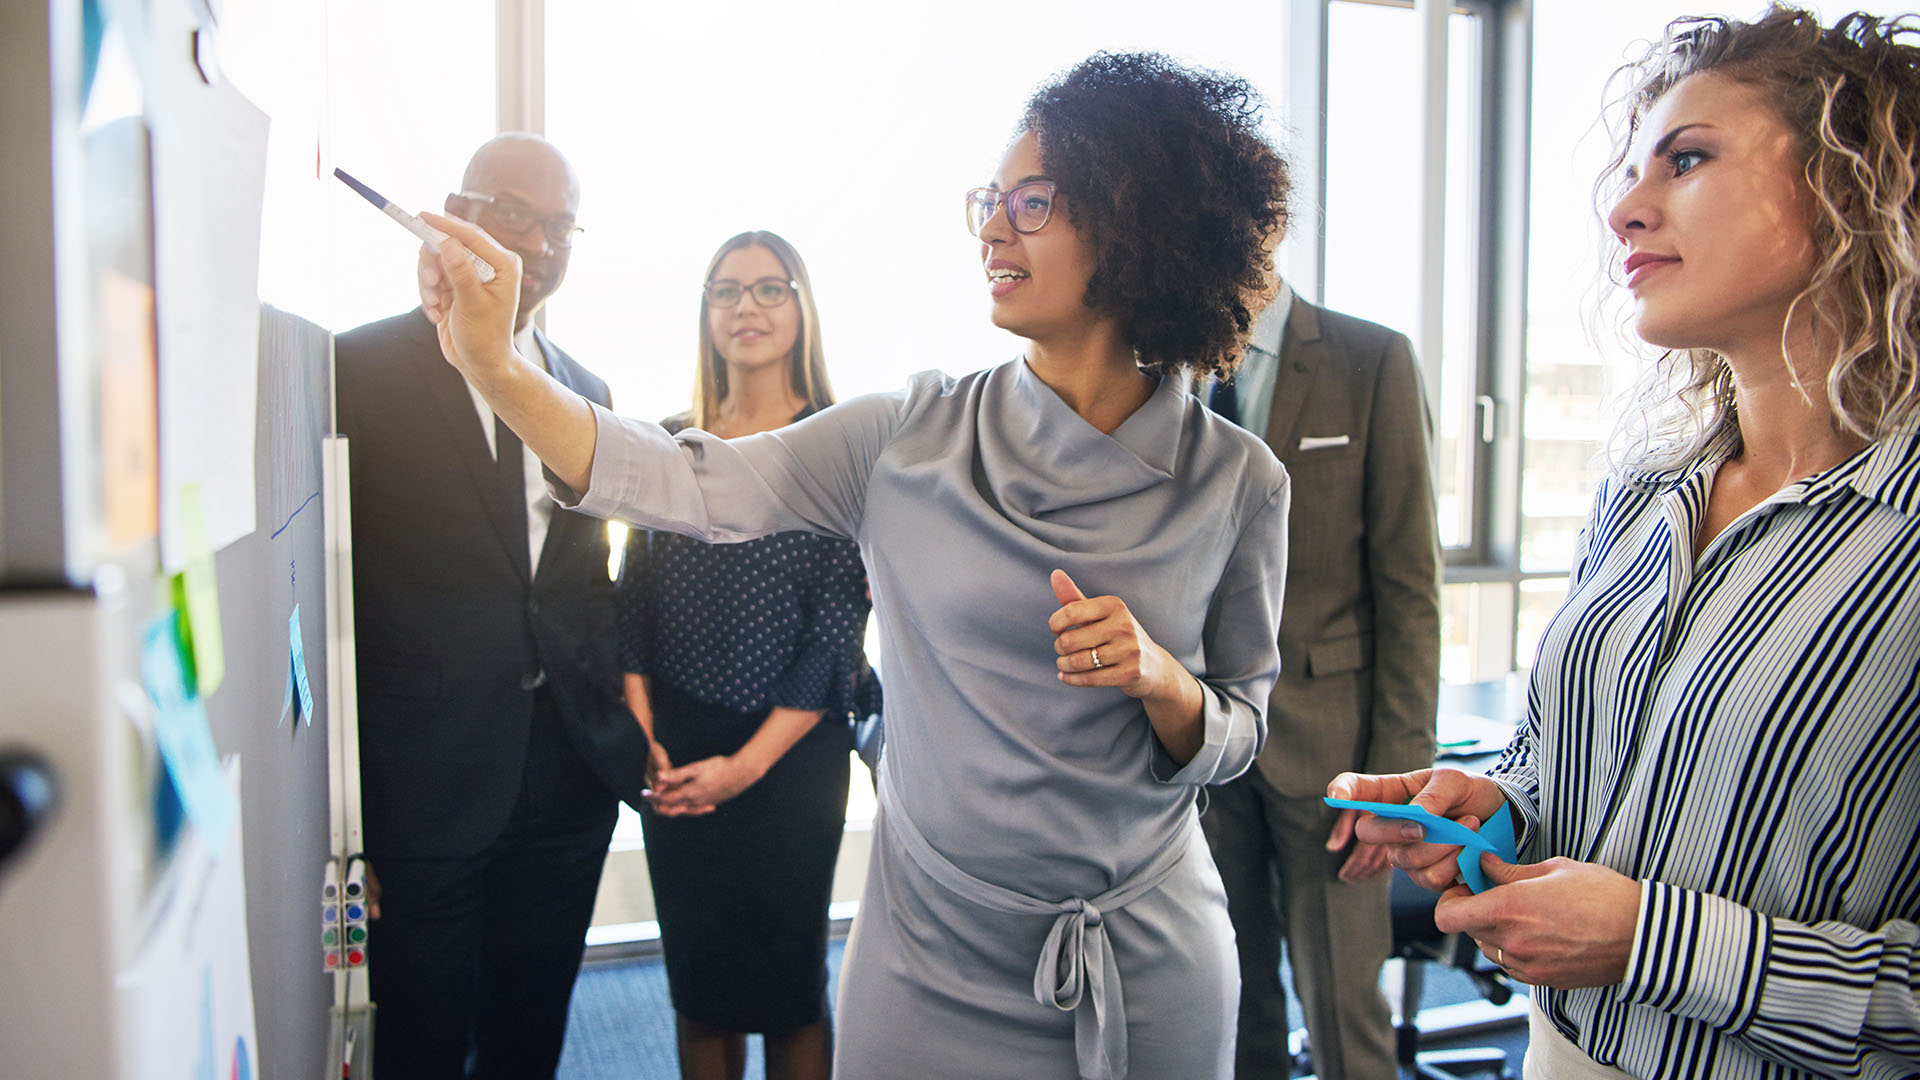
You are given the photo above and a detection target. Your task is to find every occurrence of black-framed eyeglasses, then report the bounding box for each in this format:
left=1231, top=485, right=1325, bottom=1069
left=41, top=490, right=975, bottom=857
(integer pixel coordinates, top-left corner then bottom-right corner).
left=455, top=191, right=584, bottom=248
left=704, top=277, right=796, bottom=308
left=965, top=180, right=1057, bottom=236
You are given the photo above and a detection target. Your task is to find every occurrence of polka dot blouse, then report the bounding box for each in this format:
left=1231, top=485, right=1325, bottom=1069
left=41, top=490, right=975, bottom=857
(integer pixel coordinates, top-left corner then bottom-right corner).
left=614, top=414, right=873, bottom=719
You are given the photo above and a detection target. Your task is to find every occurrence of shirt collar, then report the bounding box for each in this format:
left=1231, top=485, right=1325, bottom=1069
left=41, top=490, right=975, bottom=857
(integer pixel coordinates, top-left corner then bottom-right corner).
left=1816, top=414, right=1920, bottom=518
left=1247, top=280, right=1294, bottom=359
left=1654, top=413, right=1920, bottom=520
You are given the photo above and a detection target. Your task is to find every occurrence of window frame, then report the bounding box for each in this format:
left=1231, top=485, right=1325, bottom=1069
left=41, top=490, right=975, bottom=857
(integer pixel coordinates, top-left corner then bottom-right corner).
left=1295, top=0, right=1547, bottom=677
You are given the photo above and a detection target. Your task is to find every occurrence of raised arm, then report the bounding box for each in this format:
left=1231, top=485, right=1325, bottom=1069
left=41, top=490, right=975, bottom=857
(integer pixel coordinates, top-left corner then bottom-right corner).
left=425, top=212, right=910, bottom=544
left=422, top=212, right=598, bottom=491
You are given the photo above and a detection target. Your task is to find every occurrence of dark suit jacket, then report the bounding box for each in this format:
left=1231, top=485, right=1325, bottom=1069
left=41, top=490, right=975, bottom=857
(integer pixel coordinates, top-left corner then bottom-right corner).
left=335, top=309, right=649, bottom=860
left=1255, top=299, right=1441, bottom=796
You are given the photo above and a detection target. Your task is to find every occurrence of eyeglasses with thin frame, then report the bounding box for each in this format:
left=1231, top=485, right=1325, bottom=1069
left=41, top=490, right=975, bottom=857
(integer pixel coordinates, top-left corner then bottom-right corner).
left=455, top=191, right=584, bottom=249
left=964, top=180, right=1057, bottom=236
left=704, top=277, right=797, bottom=309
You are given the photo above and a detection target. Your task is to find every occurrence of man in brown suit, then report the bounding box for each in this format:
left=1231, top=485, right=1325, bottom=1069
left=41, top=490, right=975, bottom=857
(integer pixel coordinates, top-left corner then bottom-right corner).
left=1201, top=282, right=1441, bottom=1079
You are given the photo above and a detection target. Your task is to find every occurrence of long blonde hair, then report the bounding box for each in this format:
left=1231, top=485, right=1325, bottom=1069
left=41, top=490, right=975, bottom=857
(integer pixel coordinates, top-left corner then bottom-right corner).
left=1596, top=6, right=1920, bottom=475
left=689, top=231, right=835, bottom=430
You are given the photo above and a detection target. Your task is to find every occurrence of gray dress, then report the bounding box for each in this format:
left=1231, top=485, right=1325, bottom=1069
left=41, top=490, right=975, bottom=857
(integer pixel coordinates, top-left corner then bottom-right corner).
left=567, top=360, right=1290, bottom=1079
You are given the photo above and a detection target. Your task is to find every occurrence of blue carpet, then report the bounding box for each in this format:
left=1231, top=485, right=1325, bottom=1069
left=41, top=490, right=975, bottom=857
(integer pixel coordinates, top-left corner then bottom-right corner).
left=558, top=942, right=845, bottom=1079
left=556, top=938, right=1524, bottom=1079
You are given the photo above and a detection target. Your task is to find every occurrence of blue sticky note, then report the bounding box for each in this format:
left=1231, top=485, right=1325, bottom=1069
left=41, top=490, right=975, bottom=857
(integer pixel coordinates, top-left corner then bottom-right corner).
left=289, top=605, right=313, bottom=724
left=1324, top=797, right=1518, bottom=893
left=141, top=612, right=237, bottom=857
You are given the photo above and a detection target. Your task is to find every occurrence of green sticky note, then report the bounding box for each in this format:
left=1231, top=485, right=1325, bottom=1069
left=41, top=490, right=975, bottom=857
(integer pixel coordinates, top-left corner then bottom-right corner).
left=171, top=482, right=225, bottom=696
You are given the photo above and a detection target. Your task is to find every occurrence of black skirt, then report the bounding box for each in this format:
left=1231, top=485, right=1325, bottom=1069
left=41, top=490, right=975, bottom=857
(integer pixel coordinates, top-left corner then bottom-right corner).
left=642, top=679, right=852, bottom=1032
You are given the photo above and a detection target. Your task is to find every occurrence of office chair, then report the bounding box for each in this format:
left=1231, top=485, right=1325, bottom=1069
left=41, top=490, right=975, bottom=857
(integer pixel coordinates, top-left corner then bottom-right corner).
left=1389, top=870, right=1517, bottom=1080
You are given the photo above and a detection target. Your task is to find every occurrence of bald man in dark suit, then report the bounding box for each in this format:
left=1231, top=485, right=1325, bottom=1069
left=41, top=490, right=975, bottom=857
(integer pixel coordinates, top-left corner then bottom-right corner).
left=1201, top=284, right=1441, bottom=1080
left=336, top=134, right=649, bottom=1079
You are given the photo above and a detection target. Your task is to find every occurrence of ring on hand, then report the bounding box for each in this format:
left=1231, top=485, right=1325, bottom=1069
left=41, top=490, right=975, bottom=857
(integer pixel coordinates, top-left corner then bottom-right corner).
left=1089, top=647, right=1103, bottom=669
left=1495, top=946, right=1504, bottom=967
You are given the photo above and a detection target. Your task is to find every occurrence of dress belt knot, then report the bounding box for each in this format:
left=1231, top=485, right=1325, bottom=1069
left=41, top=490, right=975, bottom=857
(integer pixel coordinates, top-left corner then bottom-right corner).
left=1037, top=897, right=1127, bottom=1080
left=876, top=761, right=1193, bottom=1080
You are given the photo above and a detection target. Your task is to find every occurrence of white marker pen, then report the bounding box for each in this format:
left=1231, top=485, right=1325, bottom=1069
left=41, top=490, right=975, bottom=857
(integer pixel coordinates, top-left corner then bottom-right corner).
left=333, top=167, right=497, bottom=283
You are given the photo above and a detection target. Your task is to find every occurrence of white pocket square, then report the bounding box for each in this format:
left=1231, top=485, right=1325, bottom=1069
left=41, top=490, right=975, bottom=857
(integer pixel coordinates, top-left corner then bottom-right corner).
left=1298, top=434, right=1351, bottom=451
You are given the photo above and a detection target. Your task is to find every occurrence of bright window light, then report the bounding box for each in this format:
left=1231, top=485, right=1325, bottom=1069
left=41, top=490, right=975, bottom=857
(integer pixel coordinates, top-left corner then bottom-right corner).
left=542, top=2, right=1292, bottom=422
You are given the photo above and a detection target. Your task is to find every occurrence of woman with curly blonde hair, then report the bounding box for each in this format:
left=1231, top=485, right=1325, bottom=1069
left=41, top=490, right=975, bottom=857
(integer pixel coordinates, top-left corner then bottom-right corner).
left=1335, top=7, right=1920, bottom=1079
left=1601, top=5, right=1920, bottom=473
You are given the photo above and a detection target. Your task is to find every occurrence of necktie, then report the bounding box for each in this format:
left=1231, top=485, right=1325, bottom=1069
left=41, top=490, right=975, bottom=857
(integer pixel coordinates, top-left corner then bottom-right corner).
left=494, top=414, right=530, bottom=577
left=1208, top=377, right=1240, bottom=427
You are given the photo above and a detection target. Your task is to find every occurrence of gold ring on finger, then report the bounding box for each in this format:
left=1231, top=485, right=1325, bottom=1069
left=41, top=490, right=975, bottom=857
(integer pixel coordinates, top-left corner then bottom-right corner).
left=1089, top=647, right=1103, bottom=669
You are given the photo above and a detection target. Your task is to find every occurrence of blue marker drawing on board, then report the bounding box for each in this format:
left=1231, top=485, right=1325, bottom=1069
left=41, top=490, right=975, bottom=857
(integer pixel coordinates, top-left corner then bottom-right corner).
left=1323, top=797, right=1517, bottom=893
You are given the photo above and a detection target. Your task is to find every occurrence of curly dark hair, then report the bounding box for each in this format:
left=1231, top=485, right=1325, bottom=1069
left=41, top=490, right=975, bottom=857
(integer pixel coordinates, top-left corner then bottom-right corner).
left=1020, top=52, right=1291, bottom=378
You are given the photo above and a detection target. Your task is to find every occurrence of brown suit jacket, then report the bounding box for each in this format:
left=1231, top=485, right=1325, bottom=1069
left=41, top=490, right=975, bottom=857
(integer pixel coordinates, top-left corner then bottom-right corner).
left=1254, top=299, right=1440, bottom=796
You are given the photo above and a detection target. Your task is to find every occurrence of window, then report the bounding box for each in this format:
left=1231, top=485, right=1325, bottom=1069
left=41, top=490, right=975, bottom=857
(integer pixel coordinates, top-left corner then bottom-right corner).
left=1517, top=0, right=1914, bottom=670
left=1322, top=1, right=1485, bottom=553
left=541, top=1, right=1293, bottom=422
left=528, top=0, right=1920, bottom=941
left=323, top=0, right=497, bottom=334
left=1316, top=0, right=1522, bottom=679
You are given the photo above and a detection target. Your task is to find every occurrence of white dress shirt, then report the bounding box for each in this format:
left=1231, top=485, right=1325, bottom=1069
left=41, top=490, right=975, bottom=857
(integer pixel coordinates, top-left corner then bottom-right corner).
left=1211, top=281, right=1293, bottom=438
left=465, top=322, right=552, bottom=571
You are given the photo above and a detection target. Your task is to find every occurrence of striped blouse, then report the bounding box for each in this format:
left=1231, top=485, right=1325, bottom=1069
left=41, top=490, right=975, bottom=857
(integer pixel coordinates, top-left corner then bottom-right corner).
left=1487, top=421, right=1920, bottom=1079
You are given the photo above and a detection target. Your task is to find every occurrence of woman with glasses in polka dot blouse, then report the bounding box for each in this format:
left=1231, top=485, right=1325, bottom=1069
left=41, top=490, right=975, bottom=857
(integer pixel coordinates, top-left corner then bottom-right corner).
left=614, top=230, right=873, bottom=1080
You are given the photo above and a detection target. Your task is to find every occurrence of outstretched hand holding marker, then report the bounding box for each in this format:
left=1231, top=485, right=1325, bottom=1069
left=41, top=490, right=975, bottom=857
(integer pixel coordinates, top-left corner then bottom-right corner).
left=417, top=211, right=601, bottom=495
left=332, top=167, right=497, bottom=284
left=416, top=211, right=521, bottom=385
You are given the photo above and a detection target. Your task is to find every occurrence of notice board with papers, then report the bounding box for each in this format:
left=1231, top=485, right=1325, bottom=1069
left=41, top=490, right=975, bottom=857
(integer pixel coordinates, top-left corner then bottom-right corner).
left=0, top=1, right=338, bottom=1077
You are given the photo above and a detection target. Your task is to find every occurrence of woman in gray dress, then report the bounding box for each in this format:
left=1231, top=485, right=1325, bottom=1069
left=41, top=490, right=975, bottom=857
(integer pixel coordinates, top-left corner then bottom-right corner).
left=420, top=53, right=1292, bottom=1080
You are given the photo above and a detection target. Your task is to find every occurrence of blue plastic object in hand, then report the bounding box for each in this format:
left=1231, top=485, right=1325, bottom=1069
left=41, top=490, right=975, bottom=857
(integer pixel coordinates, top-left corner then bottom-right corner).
left=1322, top=797, right=1518, bottom=893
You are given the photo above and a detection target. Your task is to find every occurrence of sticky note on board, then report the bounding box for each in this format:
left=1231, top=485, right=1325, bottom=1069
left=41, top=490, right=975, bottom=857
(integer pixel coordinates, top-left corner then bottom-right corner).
left=140, top=610, right=236, bottom=857
left=171, top=483, right=225, bottom=696
left=289, top=605, right=313, bottom=724
left=1323, top=797, right=1518, bottom=894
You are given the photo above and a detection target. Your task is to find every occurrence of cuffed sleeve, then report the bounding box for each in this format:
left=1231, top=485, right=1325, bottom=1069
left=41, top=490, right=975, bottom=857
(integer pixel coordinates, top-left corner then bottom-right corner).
left=1618, top=880, right=1920, bottom=1077
left=1154, top=477, right=1290, bottom=786
left=1484, top=706, right=1545, bottom=858
left=768, top=536, right=873, bottom=714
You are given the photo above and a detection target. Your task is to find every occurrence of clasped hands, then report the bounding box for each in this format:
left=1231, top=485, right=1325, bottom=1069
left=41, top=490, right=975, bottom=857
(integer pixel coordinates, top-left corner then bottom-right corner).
left=1327, top=767, right=1644, bottom=990
left=644, top=740, right=761, bottom=818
